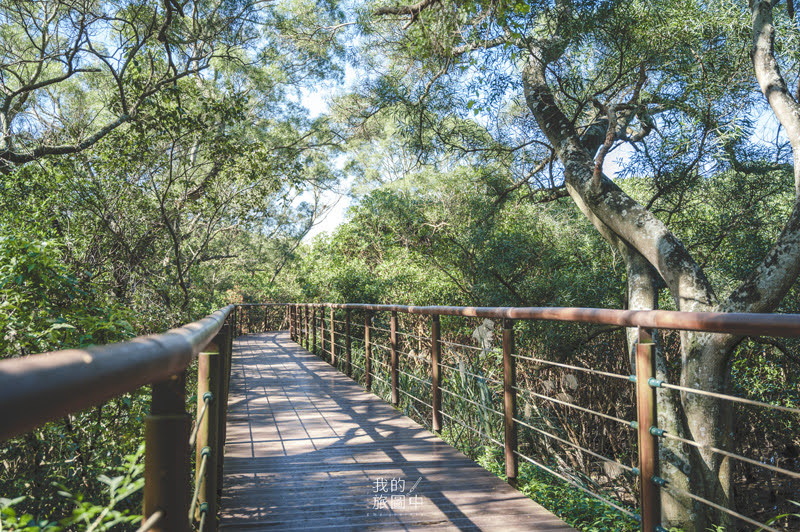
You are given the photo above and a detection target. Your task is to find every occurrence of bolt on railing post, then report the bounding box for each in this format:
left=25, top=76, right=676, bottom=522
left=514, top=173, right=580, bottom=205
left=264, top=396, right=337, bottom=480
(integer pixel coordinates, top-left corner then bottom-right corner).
left=636, top=326, right=660, bottom=532
left=431, top=314, right=442, bottom=432
left=502, top=318, right=518, bottom=487
left=312, top=306, right=317, bottom=355
left=364, top=311, right=372, bottom=391
left=330, top=307, right=336, bottom=368
left=144, top=372, right=191, bottom=532
left=196, top=341, right=222, bottom=530
left=345, top=309, right=352, bottom=377
left=390, top=311, right=399, bottom=406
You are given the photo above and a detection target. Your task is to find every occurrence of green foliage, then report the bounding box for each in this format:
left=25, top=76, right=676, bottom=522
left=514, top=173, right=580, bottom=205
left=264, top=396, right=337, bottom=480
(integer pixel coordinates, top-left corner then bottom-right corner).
left=0, top=235, right=136, bottom=356
left=298, top=159, right=623, bottom=310
left=469, top=445, right=637, bottom=532
left=0, top=0, right=344, bottom=526
left=1, top=445, right=145, bottom=531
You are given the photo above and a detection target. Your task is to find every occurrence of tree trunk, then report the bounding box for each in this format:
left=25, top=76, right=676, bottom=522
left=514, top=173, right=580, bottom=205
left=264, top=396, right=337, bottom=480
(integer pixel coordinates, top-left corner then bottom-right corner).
left=674, top=332, right=737, bottom=530
left=623, top=247, right=701, bottom=528
left=520, top=43, right=741, bottom=530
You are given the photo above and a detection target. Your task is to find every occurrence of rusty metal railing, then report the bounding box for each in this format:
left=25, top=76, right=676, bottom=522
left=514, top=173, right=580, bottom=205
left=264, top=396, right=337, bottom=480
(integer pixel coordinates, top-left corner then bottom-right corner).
left=0, top=304, right=235, bottom=532
left=261, top=302, right=800, bottom=532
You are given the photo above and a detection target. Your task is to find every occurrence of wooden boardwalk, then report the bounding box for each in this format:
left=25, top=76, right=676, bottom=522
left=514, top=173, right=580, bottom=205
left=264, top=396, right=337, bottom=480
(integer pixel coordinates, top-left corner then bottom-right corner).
left=219, top=332, right=574, bottom=531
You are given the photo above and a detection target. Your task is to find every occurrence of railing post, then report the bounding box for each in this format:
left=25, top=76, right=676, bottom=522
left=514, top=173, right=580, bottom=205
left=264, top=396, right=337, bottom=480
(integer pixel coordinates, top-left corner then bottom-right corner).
left=304, top=304, right=309, bottom=350
left=502, top=318, right=518, bottom=487
left=235, top=306, right=240, bottom=338
left=144, top=372, right=191, bottom=532
left=263, top=305, right=268, bottom=332
left=216, top=324, right=231, bottom=494
left=196, top=338, right=222, bottom=531
left=312, top=306, right=317, bottom=355
left=390, top=311, right=398, bottom=406
left=330, top=307, right=336, bottom=368
left=228, top=314, right=234, bottom=364
left=636, top=326, right=660, bottom=532
left=345, top=309, right=352, bottom=377
left=365, top=311, right=372, bottom=391
left=431, top=314, right=442, bottom=432
left=321, top=308, right=326, bottom=361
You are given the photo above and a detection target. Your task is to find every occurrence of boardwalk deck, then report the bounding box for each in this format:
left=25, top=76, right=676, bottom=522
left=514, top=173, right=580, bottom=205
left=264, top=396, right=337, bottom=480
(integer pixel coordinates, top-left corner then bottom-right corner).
left=219, top=332, right=574, bottom=531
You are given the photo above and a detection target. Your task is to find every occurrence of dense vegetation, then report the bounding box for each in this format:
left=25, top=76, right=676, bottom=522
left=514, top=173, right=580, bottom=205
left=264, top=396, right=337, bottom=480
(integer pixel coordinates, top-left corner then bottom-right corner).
left=1, top=0, right=800, bottom=530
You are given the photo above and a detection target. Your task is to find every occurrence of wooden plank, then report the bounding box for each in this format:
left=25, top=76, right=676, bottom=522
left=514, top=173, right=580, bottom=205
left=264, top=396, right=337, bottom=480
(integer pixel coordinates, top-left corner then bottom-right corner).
left=220, top=332, right=575, bottom=532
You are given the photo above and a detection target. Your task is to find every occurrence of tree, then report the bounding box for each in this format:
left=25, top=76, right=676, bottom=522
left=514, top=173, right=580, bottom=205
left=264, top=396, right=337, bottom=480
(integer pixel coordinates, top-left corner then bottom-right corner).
left=350, top=0, right=800, bottom=528
left=0, top=0, right=346, bottom=520
left=0, top=0, right=262, bottom=170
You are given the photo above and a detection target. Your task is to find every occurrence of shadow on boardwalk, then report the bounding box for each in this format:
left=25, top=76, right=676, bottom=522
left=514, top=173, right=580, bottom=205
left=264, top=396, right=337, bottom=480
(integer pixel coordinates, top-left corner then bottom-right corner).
left=219, top=331, right=574, bottom=531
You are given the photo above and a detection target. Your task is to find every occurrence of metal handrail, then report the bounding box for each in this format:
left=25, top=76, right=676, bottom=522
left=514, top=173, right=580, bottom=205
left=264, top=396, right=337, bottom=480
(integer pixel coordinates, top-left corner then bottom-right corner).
left=0, top=304, right=235, bottom=532
left=0, top=305, right=233, bottom=441
left=299, top=302, right=800, bottom=337
left=282, top=301, right=800, bottom=532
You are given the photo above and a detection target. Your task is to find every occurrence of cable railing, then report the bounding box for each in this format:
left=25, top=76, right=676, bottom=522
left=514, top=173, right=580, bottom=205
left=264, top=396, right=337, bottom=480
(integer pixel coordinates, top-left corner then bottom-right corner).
left=279, top=302, right=800, bottom=532
left=8, top=300, right=794, bottom=530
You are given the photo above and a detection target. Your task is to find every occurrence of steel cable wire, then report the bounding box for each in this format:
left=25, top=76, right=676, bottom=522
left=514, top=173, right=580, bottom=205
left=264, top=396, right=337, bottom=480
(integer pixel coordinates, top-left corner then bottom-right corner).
left=135, top=511, right=163, bottom=532
left=440, top=363, right=503, bottom=386
left=654, top=381, right=800, bottom=416
left=440, top=410, right=504, bottom=448
left=440, top=387, right=504, bottom=418
left=397, top=388, right=433, bottom=409
left=658, top=431, right=800, bottom=479
left=660, top=485, right=779, bottom=532
left=513, top=386, right=634, bottom=428
left=188, top=393, right=213, bottom=448
left=514, top=416, right=636, bottom=474
left=514, top=451, right=640, bottom=522
left=189, top=447, right=210, bottom=520
left=511, top=354, right=631, bottom=381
